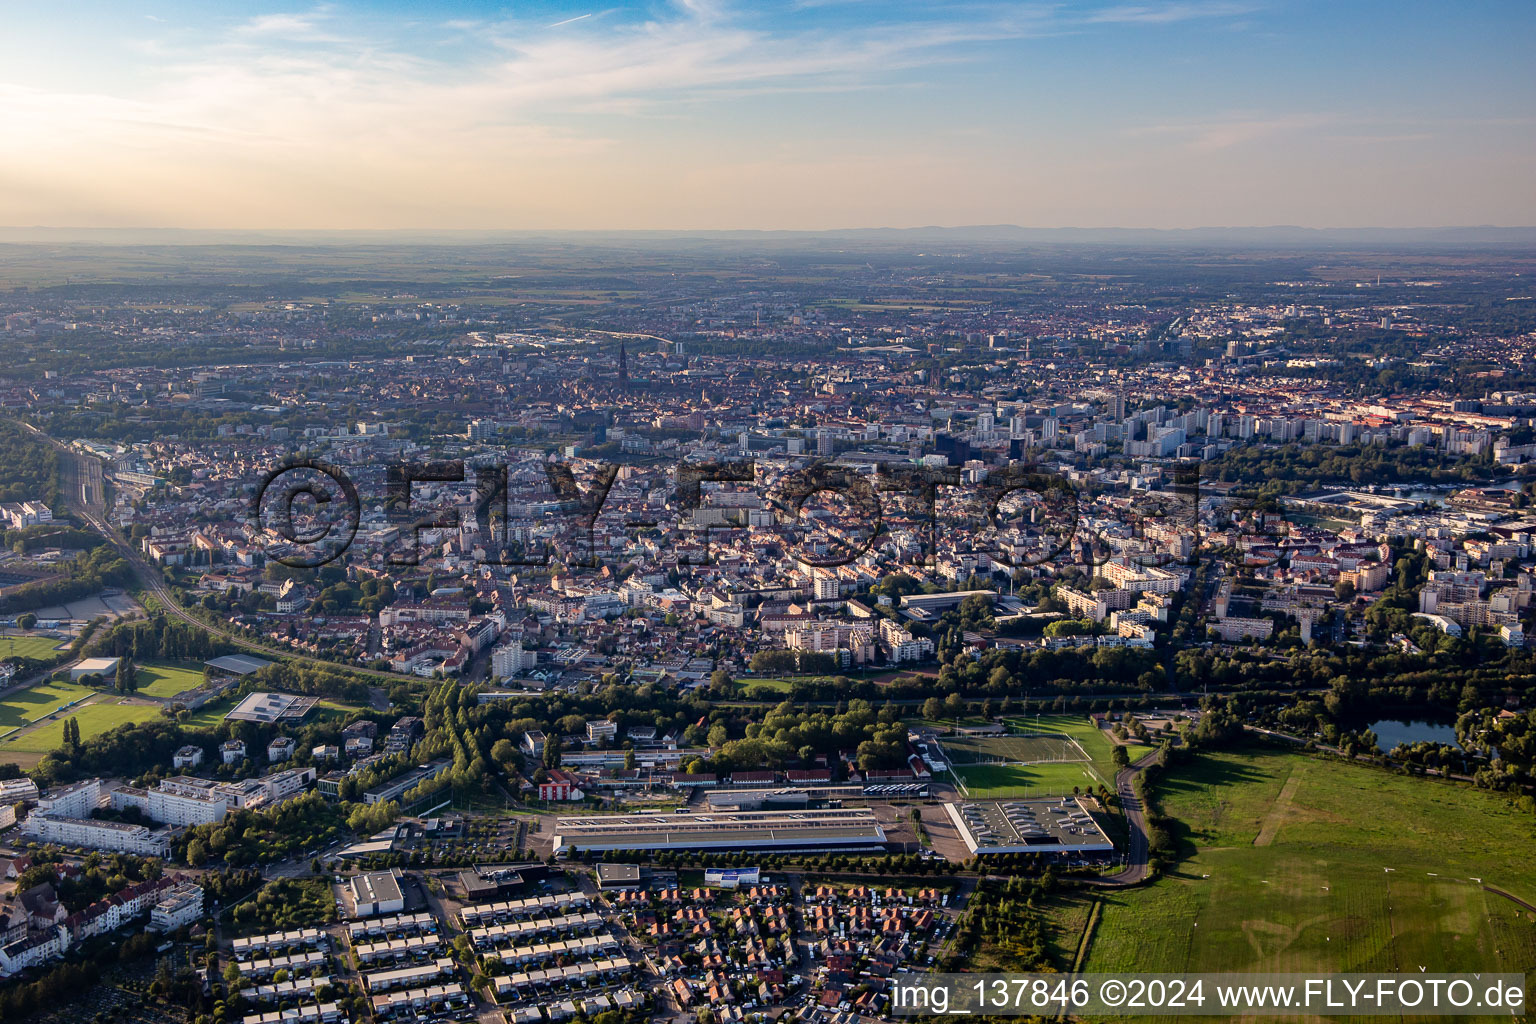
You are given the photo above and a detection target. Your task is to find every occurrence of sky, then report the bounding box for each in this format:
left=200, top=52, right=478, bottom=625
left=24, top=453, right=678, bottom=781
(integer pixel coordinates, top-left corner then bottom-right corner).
left=0, top=1, right=1533, bottom=231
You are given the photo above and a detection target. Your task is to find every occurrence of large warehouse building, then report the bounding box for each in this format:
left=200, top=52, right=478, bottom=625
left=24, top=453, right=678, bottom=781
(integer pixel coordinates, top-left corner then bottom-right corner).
left=944, top=798, right=1115, bottom=856
left=551, top=807, right=886, bottom=856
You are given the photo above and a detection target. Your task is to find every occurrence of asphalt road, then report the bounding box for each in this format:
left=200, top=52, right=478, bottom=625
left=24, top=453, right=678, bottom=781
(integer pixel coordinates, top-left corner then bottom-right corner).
left=1087, top=746, right=1163, bottom=887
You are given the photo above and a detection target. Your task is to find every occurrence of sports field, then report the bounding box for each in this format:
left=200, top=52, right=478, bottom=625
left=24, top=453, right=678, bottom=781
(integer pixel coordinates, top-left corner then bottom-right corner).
left=946, top=714, right=1143, bottom=796
left=956, top=761, right=1109, bottom=797
left=134, top=661, right=206, bottom=699
left=1008, top=714, right=1151, bottom=773
left=940, top=731, right=1090, bottom=765
left=738, top=677, right=796, bottom=695
left=1, top=697, right=161, bottom=754
left=0, top=634, right=69, bottom=661
left=0, top=679, right=97, bottom=730
left=1078, top=748, right=1536, bottom=1019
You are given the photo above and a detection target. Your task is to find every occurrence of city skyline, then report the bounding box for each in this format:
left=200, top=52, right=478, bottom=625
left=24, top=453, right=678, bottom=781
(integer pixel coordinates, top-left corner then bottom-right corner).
left=2, top=0, right=1533, bottom=231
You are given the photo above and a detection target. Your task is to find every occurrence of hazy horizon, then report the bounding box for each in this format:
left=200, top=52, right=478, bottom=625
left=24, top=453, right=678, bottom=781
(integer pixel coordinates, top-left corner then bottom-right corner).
left=2, top=224, right=1536, bottom=247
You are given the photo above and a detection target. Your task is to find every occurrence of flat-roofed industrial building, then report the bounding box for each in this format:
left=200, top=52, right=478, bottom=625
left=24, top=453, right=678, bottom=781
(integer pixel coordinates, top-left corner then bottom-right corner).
left=350, top=868, right=406, bottom=917
left=224, top=690, right=317, bottom=723
left=551, top=807, right=886, bottom=855
left=944, top=798, right=1116, bottom=856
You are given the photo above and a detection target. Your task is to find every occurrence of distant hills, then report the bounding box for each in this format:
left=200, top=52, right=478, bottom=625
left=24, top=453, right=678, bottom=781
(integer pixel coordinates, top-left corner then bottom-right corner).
left=2, top=224, right=1535, bottom=247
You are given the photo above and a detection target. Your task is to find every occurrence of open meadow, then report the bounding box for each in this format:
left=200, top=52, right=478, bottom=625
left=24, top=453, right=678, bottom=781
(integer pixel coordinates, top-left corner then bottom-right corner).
left=1076, top=747, right=1536, bottom=1021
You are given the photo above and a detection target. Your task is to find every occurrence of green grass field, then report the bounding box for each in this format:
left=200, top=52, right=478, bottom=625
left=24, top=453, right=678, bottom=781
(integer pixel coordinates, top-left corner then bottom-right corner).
left=940, top=731, right=1091, bottom=765
left=737, top=677, right=797, bottom=694
left=0, top=634, right=70, bottom=661
left=181, top=697, right=235, bottom=730
left=947, top=714, right=1145, bottom=796
left=906, top=715, right=993, bottom=731
left=1006, top=714, right=1150, bottom=776
left=1079, top=748, right=1536, bottom=1021
left=0, top=679, right=98, bottom=730
left=133, top=661, right=207, bottom=699
left=956, top=761, right=1108, bottom=797
left=1, top=697, right=161, bottom=753
left=1037, top=891, right=1100, bottom=968
left=312, top=703, right=364, bottom=726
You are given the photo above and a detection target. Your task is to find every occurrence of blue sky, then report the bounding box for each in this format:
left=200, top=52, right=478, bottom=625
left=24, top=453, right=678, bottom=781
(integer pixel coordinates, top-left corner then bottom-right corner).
left=1, top=1, right=1532, bottom=229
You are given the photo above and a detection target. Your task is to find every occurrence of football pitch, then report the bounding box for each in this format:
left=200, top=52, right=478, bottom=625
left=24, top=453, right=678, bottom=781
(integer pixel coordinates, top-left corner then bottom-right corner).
left=939, top=731, right=1091, bottom=765
left=134, top=661, right=207, bottom=699
left=937, top=719, right=1110, bottom=796
left=955, top=761, right=1109, bottom=797
left=0, top=679, right=97, bottom=730
left=0, top=634, right=69, bottom=661
left=2, top=699, right=160, bottom=753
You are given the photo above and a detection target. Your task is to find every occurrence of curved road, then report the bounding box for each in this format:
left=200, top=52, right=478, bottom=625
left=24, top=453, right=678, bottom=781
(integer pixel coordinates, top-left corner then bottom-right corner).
left=1087, top=746, right=1164, bottom=887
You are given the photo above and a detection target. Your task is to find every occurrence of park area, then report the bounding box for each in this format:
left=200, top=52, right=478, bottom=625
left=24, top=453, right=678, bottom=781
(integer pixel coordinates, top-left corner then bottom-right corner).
left=938, top=714, right=1148, bottom=797
left=1073, top=747, right=1536, bottom=1018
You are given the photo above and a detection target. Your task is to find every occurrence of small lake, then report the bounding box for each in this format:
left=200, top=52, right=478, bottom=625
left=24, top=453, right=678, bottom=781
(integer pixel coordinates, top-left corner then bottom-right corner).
left=1369, top=719, right=1461, bottom=751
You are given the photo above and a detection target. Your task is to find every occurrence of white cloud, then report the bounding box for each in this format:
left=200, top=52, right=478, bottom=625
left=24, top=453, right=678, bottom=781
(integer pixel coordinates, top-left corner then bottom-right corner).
left=235, top=8, right=350, bottom=43
left=1087, top=2, right=1260, bottom=25
left=0, top=1, right=1527, bottom=228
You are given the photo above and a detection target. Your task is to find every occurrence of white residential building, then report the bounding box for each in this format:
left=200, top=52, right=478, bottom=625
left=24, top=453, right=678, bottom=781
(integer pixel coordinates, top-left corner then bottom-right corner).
left=215, top=766, right=316, bottom=809
left=20, top=815, right=171, bottom=857
left=33, top=779, right=104, bottom=819
left=149, top=882, right=205, bottom=931
left=877, top=618, right=934, bottom=663
left=113, top=777, right=229, bottom=826
left=491, top=641, right=538, bottom=678
left=0, top=928, right=66, bottom=976
left=0, top=778, right=40, bottom=803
